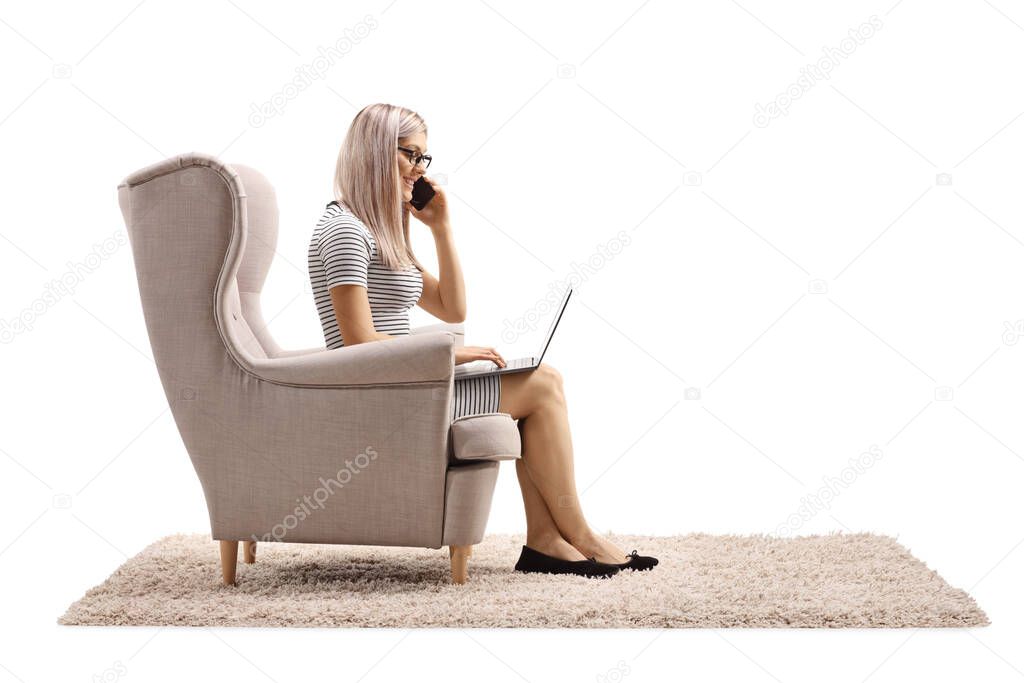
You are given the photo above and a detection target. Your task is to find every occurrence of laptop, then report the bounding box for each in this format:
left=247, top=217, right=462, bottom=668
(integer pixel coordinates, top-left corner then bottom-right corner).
left=453, top=286, right=573, bottom=378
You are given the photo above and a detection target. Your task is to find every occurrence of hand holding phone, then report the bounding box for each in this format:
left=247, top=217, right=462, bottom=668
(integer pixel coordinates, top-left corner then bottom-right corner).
left=409, top=176, right=436, bottom=211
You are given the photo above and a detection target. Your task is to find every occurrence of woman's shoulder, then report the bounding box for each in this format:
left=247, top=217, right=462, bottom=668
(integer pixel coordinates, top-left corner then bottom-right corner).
left=318, top=201, right=376, bottom=248
left=321, top=200, right=363, bottom=226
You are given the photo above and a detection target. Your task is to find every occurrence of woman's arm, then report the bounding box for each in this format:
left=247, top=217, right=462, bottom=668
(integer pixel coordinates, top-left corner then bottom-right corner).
left=333, top=280, right=503, bottom=366
left=418, top=223, right=467, bottom=323
left=329, top=284, right=393, bottom=345
left=406, top=176, right=466, bottom=322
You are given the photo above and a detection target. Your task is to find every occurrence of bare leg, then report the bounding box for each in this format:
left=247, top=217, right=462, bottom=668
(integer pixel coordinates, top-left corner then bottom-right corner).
left=515, top=456, right=586, bottom=561
left=499, top=363, right=628, bottom=563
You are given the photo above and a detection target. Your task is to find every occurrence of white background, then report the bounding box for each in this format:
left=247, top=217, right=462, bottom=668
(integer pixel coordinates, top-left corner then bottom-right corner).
left=2, top=0, right=1023, bottom=680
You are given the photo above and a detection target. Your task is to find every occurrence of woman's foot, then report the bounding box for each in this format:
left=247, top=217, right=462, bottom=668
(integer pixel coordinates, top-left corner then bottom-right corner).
left=600, top=549, right=659, bottom=571
left=570, top=529, right=631, bottom=565
left=514, top=545, right=620, bottom=578
left=526, top=532, right=588, bottom=561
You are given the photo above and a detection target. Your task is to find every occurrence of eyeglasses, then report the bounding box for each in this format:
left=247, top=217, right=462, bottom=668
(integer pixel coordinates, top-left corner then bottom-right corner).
left=397, top=145, right=432, bottom=170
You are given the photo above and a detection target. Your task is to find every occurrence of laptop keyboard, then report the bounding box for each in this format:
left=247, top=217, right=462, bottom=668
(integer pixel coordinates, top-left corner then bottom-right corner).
left=455, top=357, right=534, bottom=375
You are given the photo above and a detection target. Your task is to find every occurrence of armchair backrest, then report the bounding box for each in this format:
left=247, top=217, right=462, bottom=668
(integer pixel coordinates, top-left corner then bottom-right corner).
left=116, top=153, right=460, bottom=548
left=117, top=153, right=282, bottom=375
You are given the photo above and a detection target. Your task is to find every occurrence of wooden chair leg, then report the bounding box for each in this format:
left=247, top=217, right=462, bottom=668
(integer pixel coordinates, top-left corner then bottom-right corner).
left=449, top=544, right=472, bottom=584
left=242, top=540, right=256, bottom=564
left=220, top=540, right=238, bottom=586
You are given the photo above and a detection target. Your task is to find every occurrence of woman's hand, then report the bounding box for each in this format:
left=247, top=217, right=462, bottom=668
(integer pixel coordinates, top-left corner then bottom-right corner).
left=404, top=175, right=450, bottom=232
left=455, top=345, right=506, bottom=368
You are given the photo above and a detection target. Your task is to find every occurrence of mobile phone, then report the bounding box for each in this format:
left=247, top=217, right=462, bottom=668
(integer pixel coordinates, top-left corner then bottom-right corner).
left=409, top=176, right=436, bottom=211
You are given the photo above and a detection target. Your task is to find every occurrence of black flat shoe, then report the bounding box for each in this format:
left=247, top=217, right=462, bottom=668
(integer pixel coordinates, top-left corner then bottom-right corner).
left=603, top=549, right=659, bottom=571
left=514, top=545, right=620, bottom=578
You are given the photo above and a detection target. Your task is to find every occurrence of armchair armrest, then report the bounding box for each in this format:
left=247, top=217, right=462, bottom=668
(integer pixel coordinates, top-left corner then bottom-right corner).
left=270, top=345, right=327, bottom=359
left=412, top=322, right=465, bottom=347
left=450, top=412, right=522, bottom=462
left=243, top=331, right=455, bottom=387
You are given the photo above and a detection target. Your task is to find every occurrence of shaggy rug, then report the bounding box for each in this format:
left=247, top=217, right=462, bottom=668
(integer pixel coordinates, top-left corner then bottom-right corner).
left=59, top=532, right=989, bottom=628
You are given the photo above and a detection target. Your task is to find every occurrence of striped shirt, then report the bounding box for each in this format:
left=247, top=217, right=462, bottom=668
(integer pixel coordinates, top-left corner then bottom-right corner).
left=308, top=201, right=424, bottom=349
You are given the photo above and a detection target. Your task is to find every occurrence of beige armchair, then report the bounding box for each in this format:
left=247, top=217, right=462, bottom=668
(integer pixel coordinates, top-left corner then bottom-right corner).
left=117, top=152, right=521, bottom=585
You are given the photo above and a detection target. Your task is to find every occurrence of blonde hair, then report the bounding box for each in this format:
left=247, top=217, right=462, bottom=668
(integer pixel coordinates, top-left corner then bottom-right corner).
left=333, top=103, right=426, bottom=272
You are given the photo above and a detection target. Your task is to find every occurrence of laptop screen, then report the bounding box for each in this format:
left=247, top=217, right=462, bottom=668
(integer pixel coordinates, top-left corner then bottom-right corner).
left=536, top=286, right=573, bottom=362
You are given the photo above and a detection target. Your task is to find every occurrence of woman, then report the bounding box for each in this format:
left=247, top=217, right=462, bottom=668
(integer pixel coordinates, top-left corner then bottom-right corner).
left=308, top=103, right=657, bottom=577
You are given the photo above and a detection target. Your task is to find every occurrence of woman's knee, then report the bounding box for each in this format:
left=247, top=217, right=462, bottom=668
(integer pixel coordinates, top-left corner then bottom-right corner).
left=535, top=362, right=565, bottom=402
left=503, top=363, right=565, bottom=416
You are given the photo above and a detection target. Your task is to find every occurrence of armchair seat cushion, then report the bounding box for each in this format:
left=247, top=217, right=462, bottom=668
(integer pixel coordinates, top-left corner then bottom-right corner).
left=450, top=412, right=522, bottom=462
